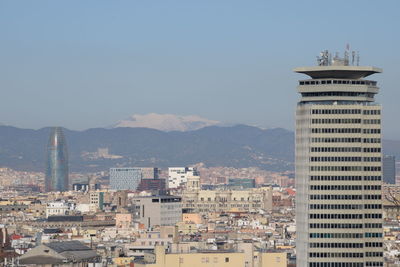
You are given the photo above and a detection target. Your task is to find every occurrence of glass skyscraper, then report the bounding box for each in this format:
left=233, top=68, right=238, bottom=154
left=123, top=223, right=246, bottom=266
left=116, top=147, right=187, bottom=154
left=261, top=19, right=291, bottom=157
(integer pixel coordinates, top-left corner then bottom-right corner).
left=45, top=127, right=69, bottom=192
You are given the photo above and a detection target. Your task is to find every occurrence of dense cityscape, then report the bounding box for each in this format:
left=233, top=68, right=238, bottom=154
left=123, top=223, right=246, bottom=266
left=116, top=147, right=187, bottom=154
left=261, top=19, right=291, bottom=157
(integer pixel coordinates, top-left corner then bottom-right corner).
left=2, top=1, right=400, bottom=267
left=1, top=50, right=400, bottom=267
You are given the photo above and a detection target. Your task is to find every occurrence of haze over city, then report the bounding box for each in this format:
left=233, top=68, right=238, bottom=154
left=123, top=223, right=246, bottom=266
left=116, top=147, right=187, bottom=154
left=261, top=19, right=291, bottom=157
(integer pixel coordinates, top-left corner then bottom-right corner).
left=1, top=1, right=400, bottom=138
left=2, top=1, right=400, bottom=267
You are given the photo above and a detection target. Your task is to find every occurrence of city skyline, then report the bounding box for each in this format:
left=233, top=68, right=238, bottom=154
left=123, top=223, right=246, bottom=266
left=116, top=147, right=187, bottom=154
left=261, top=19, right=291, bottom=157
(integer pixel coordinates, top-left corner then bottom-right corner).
left=1, top=1, right=400, bottom=139
left=1, top=1, right=399, bottom=266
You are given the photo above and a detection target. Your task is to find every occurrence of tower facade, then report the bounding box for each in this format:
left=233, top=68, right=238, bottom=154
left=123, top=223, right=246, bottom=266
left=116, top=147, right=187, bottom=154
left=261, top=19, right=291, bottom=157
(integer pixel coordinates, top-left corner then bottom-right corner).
left=109, top=167, right=142, bottom=191
left=45, top=127, right=69, bottom=192
left=295, top=51, right=383, bottom=267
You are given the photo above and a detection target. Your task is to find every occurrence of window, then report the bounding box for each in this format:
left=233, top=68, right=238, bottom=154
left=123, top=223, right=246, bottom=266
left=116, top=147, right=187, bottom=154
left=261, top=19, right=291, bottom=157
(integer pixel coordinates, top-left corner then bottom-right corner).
left=225, top=257, right=229, bottom=263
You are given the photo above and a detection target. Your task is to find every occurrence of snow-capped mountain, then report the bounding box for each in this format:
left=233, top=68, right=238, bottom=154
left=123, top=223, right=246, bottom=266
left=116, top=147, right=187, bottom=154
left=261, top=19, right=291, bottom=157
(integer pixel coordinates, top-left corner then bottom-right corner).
left=111, top=113, right=220, bottom=132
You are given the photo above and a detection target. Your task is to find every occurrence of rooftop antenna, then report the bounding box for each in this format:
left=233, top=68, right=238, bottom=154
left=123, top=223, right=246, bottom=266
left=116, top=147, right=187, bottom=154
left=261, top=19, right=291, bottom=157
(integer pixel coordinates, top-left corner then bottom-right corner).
left=356, top=51, right=360, bottom=66
left=317, top=50, right=329, bottom=66
left=344, top=44, right=350, bottom=66
left=351, top=51, right=356, bottom=65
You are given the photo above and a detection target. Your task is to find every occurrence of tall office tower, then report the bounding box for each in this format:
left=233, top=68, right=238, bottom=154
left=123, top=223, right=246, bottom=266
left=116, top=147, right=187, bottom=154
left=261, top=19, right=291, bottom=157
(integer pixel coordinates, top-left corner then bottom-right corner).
left=295, top=50, right=383, bottom=267
left=45, top=127, right=69, bottom=192
left=383, top=155, right=396, bottom=184
left=109, top=167, right=142, bottom=190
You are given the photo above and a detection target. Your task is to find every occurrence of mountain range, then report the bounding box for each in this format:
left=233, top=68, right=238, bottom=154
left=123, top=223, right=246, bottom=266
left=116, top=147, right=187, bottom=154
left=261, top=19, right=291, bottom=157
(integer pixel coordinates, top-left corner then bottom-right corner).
left=0, top=123, right=399, bottom=173
left=0, top=125, right=293, bottom=172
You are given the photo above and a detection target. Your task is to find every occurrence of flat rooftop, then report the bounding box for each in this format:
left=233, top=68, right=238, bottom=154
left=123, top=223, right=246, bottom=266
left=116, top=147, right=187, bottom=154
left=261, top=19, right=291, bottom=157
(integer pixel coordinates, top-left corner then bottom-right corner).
left=294, top=66, right=382, bottom=79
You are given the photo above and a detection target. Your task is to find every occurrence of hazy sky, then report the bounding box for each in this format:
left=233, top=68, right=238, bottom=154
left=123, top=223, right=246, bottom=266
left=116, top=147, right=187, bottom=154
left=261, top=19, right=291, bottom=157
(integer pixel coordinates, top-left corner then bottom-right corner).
left=1, top=1, right=400, bottom=138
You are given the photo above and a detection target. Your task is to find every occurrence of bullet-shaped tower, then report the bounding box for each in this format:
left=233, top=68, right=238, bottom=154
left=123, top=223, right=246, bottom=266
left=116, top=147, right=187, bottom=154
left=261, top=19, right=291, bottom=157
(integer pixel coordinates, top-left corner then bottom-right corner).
left=45, top=127, right=69, bottom=192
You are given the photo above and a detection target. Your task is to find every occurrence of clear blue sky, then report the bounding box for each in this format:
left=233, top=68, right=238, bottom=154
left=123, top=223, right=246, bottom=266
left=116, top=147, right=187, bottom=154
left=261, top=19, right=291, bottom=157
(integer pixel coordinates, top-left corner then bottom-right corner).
left=1, top=1, right=400, bottom=138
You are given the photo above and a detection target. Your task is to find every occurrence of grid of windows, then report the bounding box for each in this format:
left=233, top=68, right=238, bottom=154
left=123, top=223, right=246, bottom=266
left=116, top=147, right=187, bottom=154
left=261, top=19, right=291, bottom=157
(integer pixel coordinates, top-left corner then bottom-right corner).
left=310, top=185, right=382, bottom=191
left=309, top=263, right=364, bottom=267
left=311, top=147, right=362, bottom=152
left=312, top=158, right=376, bottom=163
left=309, top=243, right=363, bottom=248
left=364, top=176, right=382, bottom=181
left=363, top=119, right=381, bottom=124
left=310, top=195, right=362, bottom=200
left=310, top=185, right=362, bottom=190
left=309, top=213, right=362, bottom=219
left=309, top=252, right=363, bottom=258
left=309, top=233, right=363, bottom=238
left=310, top=157, right=381, bottom=162
left=364, top=223, right=382, bottom=228
left=364, top=214, right=382, bottom=219
left=365, top=233, right=383, bottom=237
left=364, top=148, right=381, bottom=152
left=310, top=157, right=362, bottom=162
left=365, top=262, right=383, bottom=267
left=310, top=204, right=362, bottom=210
left=312, top=109, right=362, bottom=114
left=310, top=176, right=362, bottom=181
left=364, top=195, right=382, bottom=200
left=300, top=79, right=377, bottom=86
left=310, top=108, right=380, bottom=115
left=311, top=137, right=361, bottom=143
left=311, top=137, right=381, bottom=143
left=310, top=166, right=381, bottom=172
left=364, top=185, right=381, bottom=190
left=365, top=242, right=383, bottom=247
left=312, top=118, right=362, bottom=124
left=363, top=110, right=380, bottom=115
left=302, top=92, right=374, bottom=98
left=364, top=204, right=382, bottom=209
left=309, top=223, right=363, bottom=229
left=311, top=128, right=361, bottom=133
left=363, top=129, right=381, bottom=134
left=109, top=168, right=142, bottom=190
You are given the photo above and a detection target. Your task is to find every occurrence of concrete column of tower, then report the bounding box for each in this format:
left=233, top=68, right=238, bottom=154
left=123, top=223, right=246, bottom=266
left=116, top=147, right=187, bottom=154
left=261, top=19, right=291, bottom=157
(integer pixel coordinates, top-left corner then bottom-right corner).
left=294, top=52, right=384, bottom=267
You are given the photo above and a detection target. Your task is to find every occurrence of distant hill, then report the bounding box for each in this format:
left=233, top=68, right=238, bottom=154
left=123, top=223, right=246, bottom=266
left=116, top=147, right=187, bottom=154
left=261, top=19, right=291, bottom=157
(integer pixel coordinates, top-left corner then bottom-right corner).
left=1, top=125, right=398, bottom=173
left=0, top=125, right=294, bottom=172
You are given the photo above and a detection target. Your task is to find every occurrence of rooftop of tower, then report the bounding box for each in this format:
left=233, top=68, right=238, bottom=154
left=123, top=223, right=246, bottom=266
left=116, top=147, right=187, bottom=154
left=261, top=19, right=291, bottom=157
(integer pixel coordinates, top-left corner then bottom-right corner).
left=294, top=49, right=382, bottom=79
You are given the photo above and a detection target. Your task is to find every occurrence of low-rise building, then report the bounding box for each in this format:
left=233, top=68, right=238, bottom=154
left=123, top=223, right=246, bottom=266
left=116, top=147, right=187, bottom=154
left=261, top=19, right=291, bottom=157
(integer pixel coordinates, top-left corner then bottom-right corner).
left=132, top=196, right=182, bottom=229
left=135, top=245, right=287, bottom=267
left=46, top=202, right=72, bottom=218
left=18, top=240, right=100, bottom=266
left=182, top=187, right=272, bottom=214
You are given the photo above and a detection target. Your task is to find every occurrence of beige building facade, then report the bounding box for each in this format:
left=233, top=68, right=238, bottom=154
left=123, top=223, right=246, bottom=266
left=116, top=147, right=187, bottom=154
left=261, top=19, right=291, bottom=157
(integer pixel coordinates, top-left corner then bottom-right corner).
left=135, top=245, right=286, bottom=267
left=295, top=52, right=384, bottom=267
left=132, top=196, right=182, bottom=229
left=181, top=187, right=272, bottom=213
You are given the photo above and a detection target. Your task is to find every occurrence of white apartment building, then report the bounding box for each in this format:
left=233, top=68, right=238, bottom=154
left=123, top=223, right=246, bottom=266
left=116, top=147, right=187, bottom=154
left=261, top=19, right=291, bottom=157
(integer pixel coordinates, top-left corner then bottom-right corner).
left=46, top=201, right=72, bottom=218
left=295, top=50, right=383, bottom=267
left=168, top=167, right=199, bottom=189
